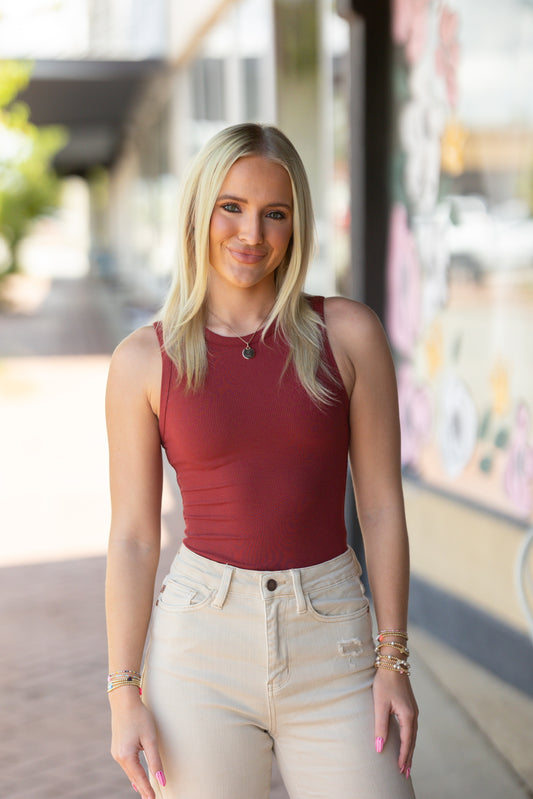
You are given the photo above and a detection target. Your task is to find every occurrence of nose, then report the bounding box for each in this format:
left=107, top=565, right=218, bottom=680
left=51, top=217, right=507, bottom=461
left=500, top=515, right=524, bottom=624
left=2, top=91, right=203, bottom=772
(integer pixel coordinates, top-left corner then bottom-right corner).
left=238, top=212, right=264, bottom=244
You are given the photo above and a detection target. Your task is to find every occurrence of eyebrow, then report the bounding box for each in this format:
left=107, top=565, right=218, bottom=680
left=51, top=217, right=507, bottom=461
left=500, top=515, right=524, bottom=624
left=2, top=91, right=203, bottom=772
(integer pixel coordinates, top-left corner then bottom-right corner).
left=217, top=194, right=293, bottom=210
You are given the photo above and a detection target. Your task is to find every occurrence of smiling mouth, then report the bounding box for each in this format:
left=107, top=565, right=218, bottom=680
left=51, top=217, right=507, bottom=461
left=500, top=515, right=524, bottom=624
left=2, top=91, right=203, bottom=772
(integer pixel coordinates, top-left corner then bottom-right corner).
left=227, top=247, right=267, bottom=264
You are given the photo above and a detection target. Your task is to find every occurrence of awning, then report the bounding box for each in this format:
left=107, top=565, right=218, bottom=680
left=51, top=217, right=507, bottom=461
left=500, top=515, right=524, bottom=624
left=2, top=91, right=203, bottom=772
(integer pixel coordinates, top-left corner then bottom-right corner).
left=17, top=58, right=164, bottom=174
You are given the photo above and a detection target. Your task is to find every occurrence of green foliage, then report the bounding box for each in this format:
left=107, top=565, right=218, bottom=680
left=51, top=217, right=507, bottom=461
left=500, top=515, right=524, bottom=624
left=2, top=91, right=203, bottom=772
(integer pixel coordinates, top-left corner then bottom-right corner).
left=0, top=60, right=68, bottom=275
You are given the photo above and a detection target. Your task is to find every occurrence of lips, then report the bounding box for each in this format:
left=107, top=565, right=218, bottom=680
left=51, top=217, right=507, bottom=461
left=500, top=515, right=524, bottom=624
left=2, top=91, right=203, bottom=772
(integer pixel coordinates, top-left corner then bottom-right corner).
left=227, top=246, right=267, bottom=264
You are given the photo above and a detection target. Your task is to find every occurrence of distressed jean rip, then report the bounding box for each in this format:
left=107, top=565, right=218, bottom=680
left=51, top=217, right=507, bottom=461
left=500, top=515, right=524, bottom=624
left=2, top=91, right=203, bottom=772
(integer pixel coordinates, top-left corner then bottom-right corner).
left=337, top=638, right=364, bottom=667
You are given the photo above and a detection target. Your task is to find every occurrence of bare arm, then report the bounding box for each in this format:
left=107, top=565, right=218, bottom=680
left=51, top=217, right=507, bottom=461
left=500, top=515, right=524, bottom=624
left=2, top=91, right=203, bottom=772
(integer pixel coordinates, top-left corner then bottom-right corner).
left=325, top=297, right=418, bottom=776
left=105, top=325, right=165, bottom=798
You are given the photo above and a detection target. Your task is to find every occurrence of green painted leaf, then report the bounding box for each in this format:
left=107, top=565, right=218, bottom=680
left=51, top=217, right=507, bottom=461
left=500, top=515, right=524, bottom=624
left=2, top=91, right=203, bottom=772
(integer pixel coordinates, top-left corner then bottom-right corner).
left=479, top=456, right=493, bottom=473
left=494, top=429, right=509, bottom=449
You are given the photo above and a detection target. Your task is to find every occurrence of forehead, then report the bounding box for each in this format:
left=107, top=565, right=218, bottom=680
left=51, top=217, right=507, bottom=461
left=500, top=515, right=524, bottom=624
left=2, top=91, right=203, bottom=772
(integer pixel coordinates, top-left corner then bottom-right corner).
left=220, top=155, right=293, bottom=203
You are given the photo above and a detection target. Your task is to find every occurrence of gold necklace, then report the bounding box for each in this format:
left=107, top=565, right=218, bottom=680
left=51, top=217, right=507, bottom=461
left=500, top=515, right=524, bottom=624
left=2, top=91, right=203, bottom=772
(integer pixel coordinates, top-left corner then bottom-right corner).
left=208, top=309, right=269, bottom=360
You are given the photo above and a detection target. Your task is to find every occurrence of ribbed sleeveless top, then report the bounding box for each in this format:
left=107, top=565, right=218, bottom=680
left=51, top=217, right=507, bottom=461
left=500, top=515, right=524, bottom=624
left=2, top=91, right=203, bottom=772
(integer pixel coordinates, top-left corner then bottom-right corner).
left=154, top=296, right=350, bottom=570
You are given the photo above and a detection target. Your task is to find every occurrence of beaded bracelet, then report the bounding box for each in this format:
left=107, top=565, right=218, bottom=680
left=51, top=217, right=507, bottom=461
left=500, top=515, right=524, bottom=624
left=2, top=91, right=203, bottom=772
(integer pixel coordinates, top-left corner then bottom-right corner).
left=108, top=669, right=141, bottom=679
left=374, top=654, right=410, bottom=676
left=377, top=629, right=408, bottom=642
left=107, top=670, right=142, bottom=694
left=375, top=641, right=410, bottom=657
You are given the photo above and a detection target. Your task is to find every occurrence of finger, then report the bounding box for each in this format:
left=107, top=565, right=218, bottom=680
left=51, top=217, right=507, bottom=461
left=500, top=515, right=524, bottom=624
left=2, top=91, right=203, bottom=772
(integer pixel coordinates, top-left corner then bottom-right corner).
left=397, top=707, right=417, bottom=774
left=404, top=712, right=418, bottom=774
left=143, top=738, right=166, bottom=791
left=117, top=751, right=156, bottom=799
left=373, top=698, right=391, bottom=754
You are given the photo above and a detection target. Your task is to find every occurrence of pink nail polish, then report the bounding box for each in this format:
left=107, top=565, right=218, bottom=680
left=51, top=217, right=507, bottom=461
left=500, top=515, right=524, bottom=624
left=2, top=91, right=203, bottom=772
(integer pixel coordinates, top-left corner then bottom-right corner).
left=156, top=770, right=166, bottom=787
left=405, top=767, right=411, bottom=779
left=400, top=764, right=405, bottom=774
left=375, top=737, right=384, bottom=753
left=131, top=783, right=138, bottom=793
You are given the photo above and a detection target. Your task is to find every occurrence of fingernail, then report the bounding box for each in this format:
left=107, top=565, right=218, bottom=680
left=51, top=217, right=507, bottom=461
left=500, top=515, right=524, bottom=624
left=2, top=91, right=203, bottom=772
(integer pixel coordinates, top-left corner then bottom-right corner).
left=375, top=737, right=384, bottom=753
left=156, top=771, right=166, bottom=787
left=400, top=764, right=405, bottom=774
left=131, top=784, right=138, bottom=793
left=405, top=767, right=411, bottom=779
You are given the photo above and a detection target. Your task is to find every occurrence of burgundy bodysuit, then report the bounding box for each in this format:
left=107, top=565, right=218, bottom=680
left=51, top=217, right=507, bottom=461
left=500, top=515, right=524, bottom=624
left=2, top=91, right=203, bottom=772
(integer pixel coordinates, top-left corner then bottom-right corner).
left=154, top=296, right=350, bottom=570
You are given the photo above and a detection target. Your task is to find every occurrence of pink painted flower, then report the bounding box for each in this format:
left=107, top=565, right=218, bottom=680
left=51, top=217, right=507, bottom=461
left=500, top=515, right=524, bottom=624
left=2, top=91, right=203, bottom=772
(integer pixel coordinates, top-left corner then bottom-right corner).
left=386, top=204, right=422, bottom=358
left=435, top=6, right=460, bottom=109
left=393, top=0, right=431, bottom=65
left=397, top=364, right=433, bottom=469
left=504, top=403, right=533, bottom=517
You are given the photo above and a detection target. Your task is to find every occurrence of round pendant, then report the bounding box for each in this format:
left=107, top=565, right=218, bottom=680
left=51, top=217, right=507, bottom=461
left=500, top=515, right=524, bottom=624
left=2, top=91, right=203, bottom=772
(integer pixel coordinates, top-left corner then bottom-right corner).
left=242, top=346, right=256, bottom=359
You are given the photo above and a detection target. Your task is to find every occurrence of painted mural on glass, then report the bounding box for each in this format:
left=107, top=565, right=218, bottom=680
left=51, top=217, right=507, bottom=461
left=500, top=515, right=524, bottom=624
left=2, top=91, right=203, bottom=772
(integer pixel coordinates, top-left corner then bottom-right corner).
left=388, top=0, right=533, bottom=522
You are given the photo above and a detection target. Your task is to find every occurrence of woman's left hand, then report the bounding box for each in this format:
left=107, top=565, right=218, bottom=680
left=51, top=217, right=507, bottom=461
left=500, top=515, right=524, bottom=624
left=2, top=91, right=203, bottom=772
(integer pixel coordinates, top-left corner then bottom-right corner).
left=373, top=667, right=419, bottom=777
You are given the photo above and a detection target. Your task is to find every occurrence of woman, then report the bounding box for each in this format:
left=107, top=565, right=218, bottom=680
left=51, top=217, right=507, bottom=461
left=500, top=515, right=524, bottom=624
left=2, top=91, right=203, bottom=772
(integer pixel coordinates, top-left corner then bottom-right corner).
left=105, top=123, right=418, bottom=799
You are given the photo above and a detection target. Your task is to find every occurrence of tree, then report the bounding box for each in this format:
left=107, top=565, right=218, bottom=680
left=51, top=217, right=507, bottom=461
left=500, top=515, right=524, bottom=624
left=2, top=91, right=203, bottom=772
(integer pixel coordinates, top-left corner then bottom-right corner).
left=0, top=60, right=67, bottom=275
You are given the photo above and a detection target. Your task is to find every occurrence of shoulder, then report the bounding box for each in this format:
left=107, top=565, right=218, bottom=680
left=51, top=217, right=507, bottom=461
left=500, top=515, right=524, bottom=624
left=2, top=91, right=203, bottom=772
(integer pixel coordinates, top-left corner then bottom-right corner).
left=107, top=324, right=162, bottom=414
left=323, top=297, right=394, bottom=396
left=324, top=296, right=390, bottom=353
left=109, top=324, right=160, bottom=374
left=323, top=296, right=381, bottom=333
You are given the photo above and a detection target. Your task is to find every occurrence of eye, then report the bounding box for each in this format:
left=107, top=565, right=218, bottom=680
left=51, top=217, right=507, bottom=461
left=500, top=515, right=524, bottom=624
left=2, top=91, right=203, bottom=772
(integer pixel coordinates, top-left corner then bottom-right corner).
left=266, top=210, right=286, bottom=220
left=221, top=202, right=240, bottom=213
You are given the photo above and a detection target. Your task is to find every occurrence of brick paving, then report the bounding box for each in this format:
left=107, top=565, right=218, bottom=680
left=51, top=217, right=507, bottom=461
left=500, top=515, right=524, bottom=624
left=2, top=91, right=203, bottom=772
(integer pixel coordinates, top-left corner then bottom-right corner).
left=0, top=275, right=143, bottom=798
left=0, top=557, right=131, bottom=798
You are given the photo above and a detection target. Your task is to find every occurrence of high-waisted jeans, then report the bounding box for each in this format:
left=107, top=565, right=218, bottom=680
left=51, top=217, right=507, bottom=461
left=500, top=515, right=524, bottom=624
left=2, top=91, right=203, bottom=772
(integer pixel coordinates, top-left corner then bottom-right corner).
left=142, top=544, right=416, bottom=798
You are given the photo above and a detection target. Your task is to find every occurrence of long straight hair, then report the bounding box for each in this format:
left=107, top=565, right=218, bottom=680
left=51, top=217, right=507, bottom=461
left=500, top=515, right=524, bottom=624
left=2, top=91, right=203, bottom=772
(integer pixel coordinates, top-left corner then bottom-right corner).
left=160, top=123, right=337, bottom=405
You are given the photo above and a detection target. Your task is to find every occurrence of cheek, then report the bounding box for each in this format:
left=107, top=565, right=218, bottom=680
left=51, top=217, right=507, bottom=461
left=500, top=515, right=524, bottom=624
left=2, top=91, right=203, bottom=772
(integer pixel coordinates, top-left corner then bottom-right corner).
left=209, top=212, right=234, bottom=247
left=274, top=226, right=293, bottom=257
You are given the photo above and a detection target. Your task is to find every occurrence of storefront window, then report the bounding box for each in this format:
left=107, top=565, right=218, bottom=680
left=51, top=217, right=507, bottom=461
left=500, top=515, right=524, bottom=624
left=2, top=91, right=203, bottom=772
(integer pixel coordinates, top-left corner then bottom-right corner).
left=388, top=0, right=533, bottom=523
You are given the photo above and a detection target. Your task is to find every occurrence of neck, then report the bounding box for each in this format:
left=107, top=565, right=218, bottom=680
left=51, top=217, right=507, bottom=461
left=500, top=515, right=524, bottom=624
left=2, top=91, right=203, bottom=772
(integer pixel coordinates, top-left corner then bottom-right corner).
left=206, top=284, right=276, bottom=336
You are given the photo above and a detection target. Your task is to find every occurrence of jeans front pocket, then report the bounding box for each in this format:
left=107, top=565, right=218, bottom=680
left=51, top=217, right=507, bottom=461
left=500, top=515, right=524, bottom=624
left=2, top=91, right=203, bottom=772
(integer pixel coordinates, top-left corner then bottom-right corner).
left=157, top=573, right=215, bottom=613
left=306, top=575, right=370, bottom=623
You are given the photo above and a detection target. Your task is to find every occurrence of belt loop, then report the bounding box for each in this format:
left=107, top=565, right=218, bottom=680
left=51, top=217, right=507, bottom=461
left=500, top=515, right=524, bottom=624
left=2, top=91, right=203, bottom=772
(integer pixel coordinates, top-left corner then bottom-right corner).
left=211, top=564, right=234, bottom=610
left=291, top=569, right=307, bottom=614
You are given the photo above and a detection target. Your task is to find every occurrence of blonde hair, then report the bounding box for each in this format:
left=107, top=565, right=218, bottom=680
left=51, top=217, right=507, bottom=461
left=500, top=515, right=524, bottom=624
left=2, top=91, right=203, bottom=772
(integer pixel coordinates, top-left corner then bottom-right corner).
left=161, top=123, right=337, bottom=405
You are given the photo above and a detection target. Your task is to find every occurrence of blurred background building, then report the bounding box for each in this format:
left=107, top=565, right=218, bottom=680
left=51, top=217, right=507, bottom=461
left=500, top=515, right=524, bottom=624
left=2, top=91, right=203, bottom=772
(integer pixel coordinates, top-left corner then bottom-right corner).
left=2, top=0, right=532, bottom=698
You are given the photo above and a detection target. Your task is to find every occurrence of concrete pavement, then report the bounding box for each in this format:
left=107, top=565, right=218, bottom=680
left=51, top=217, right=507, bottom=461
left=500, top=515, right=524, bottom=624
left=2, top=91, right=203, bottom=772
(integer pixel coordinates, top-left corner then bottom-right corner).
left=1, top=273, right=532, bottom=798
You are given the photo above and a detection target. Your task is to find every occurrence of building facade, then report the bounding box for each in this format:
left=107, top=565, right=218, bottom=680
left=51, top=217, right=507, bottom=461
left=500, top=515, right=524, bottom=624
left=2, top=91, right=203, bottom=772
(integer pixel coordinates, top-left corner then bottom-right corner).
left=349, top=0, right=533, bottom=692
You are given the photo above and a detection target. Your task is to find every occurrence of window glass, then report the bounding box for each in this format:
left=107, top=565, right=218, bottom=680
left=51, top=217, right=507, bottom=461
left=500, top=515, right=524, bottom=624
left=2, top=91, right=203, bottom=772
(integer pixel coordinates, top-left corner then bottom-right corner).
left=388, top=0, right=533, bottom=523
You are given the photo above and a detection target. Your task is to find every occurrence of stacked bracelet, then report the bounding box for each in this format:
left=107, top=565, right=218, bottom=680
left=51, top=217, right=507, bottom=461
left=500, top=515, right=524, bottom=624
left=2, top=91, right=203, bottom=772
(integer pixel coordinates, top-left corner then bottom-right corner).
left=376, top=629, right=408, bottom=642
left=374, top=654, right=411, bottom=676
left=107, top=670, right=142, bottom=694
left=374, top=630, right=411, bottom=676
left=375, top=641, right=410, bottom=657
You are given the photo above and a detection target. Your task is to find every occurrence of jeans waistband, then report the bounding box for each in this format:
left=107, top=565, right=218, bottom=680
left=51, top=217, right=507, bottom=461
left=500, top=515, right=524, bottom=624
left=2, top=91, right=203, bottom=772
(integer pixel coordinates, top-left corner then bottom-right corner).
left=170, top=544, right=362, bottom=611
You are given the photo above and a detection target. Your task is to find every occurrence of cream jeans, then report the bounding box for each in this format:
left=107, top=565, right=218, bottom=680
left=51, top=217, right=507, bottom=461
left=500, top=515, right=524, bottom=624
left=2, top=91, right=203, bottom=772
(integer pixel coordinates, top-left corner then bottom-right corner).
left=142, top=544, right=415, bottom=799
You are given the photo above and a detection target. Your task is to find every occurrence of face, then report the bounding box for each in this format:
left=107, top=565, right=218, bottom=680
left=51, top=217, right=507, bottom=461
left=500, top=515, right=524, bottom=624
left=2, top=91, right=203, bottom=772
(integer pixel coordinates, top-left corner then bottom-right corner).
left=208, top=155, right=294, bottom=292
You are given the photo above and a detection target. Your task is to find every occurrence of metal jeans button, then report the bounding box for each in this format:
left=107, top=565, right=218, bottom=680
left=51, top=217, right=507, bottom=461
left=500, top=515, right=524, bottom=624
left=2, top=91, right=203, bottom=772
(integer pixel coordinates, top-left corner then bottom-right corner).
left=266, top=578, right=277, bottom=591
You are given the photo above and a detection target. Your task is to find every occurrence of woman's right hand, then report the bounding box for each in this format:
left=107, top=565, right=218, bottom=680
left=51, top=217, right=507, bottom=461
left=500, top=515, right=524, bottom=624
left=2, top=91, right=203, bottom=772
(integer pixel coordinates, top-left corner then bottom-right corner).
left=109, top=690, right=165, bottom=798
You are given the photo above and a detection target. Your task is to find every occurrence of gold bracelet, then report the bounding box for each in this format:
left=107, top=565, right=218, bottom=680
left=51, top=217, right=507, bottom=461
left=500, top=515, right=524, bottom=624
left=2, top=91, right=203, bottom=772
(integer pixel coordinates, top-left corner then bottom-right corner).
left=374, top=654, right=410, bottom=676
left=377, top=629, right=408, bottom=642
left=375, top=660, right=410, bottom=676
left=375, top=641, right=410, bottom=657
left=107, top=671, right=142, bottom=694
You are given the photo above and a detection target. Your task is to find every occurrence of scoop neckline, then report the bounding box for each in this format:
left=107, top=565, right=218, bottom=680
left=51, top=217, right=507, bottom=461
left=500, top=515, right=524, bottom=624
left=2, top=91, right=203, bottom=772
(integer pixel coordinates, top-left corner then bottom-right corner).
left=205, top=324, right=276, bottom=344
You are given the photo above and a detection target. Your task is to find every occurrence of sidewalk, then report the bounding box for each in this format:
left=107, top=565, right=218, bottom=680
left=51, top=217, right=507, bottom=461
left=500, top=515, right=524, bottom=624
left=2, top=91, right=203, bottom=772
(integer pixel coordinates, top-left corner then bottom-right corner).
left=1, top=274, right=532, bottom=798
